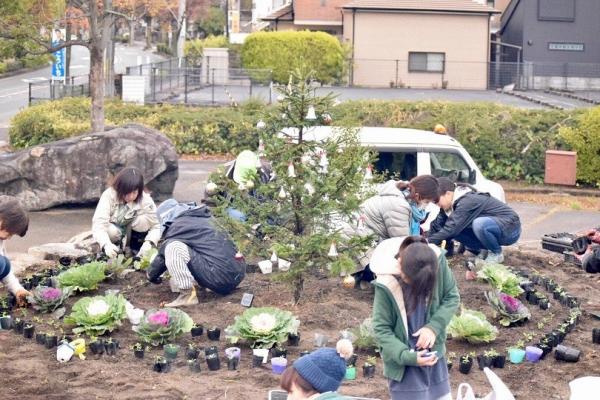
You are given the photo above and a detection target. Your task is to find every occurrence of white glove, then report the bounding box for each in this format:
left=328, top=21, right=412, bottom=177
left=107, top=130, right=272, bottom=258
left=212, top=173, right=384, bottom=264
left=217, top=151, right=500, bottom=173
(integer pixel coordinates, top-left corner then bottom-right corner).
left=104, top=243, right=119, bottom=259
left=138, top=241, right=153, bottom=257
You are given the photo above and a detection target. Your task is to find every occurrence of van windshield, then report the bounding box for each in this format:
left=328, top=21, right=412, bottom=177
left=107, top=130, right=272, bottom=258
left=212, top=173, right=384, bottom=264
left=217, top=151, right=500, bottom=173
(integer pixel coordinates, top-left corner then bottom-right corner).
left=374, top=151, right=417, bottom=181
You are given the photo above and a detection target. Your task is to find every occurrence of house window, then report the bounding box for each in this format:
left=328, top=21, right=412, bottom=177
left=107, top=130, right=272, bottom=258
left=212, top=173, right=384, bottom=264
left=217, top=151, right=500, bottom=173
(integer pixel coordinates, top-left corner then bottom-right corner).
left=487, top=0, right=494, bottom=7
left=538, top=0, right=575, bottom=22
left=408, top=52, right=445, bottom=73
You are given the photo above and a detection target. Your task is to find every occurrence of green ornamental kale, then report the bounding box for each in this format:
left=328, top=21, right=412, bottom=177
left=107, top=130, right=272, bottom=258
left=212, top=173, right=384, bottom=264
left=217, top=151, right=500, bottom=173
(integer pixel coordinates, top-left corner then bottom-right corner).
left=476, top=264, right=524, bottom=297
left=226, top=307, right=300, bottom=349
left=64, top=293, right=127, bottom=335
left=57, top=261, right=106, bottom=292
left=447, top=307, right=498, bottom=344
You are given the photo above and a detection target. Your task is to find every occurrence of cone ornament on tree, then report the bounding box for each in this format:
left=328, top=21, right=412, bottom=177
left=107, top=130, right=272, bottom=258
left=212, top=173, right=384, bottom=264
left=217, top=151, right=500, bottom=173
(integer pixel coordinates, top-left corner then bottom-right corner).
left=288, top=162, right=296, bottom=178
left=357, top=215, right=366, bottom=230
left=278, top=187, right=287, bottom=200
left=328, top=241, right=339, bottom=257
left=305, top=105, right=317, bottom=120
left=364, top=165, right=373, bottom=180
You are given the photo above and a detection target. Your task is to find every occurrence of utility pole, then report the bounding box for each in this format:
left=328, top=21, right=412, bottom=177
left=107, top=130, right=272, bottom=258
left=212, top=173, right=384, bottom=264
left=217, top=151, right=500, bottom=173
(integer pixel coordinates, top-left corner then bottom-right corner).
left=103, top=0, right=115, bottom=97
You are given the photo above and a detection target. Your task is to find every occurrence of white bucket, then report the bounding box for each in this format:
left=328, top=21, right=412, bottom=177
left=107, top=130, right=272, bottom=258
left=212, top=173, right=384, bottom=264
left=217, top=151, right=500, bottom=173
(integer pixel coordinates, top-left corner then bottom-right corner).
left=258, top=260, right=273, bottom=274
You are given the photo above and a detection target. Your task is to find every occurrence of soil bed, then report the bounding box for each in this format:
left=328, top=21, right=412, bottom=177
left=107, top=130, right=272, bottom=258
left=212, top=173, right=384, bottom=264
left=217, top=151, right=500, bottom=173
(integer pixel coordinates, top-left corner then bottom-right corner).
left=0, top=250, right=599, bottom=399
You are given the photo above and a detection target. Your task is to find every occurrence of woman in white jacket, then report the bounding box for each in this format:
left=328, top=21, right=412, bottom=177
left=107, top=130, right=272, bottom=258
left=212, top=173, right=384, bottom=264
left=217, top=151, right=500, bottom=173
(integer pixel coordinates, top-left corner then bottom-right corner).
left=92, top=167, right=160, bottom=258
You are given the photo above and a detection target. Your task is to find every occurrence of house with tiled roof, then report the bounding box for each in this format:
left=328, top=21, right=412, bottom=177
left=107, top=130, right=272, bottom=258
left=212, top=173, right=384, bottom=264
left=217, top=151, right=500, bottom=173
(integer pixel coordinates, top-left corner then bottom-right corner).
left=342, top=0, right=499, bottom=89
left=262, top=0, right=347, bottom=35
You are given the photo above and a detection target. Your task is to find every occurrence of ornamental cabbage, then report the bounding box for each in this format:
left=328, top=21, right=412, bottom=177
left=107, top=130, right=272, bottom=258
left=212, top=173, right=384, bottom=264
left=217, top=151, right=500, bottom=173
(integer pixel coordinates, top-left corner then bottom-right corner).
left=27, top=286, right=71, bottom=313
left=485, top=290, right=531, bottom=327
left=136, top=308, right=194, bottom=346
left=447, top=307, right=498, bottom=344
left=64, top=293, right=127, bottom=335
left=226, top=307, right=300, bottom=349
left=57, top=261, right=106, bottom=292
left=476, top=264, right=523, bottom=297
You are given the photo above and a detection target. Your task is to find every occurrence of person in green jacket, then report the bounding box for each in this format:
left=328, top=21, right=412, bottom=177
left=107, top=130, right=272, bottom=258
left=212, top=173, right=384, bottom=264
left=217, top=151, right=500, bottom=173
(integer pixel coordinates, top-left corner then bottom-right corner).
left=371, top=237, right=460, bottom=400
left=280, top=339, right=353, bottom=400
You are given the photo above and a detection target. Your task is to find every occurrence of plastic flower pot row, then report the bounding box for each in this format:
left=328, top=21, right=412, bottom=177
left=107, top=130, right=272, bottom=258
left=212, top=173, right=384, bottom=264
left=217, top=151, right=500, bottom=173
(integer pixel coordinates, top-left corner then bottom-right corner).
left=189, top=323, right=221, bottom=341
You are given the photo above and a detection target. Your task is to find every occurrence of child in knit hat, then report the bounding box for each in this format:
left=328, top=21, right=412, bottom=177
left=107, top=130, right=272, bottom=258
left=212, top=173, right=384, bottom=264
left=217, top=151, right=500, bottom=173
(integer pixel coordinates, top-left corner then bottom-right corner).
left=280, top=339, right=353, bottom=399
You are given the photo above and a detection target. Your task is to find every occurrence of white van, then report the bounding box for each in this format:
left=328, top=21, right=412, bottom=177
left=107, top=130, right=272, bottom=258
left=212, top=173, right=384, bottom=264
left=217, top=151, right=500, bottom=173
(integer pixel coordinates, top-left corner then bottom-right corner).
left=284, top=126, right=505, bottom=202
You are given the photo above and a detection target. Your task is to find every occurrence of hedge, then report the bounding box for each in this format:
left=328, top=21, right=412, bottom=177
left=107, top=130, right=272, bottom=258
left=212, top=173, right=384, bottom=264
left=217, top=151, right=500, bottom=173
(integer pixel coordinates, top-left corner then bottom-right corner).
left=241, top=31, right=348, bottom=84
left=184, top=35, right=230, bottom=66
left=10, top=97, right=588, bottom=183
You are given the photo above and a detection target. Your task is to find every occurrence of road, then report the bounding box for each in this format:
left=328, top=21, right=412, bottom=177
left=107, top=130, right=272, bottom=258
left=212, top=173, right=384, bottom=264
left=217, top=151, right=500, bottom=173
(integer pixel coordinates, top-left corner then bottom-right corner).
left=0, top=42, right=163, bottom=142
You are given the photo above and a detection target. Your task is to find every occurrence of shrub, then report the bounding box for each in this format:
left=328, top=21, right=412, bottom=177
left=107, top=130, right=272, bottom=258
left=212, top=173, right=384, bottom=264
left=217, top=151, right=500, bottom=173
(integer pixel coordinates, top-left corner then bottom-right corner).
left=559, top=107, right=600, bottom=186
left=156, top=43, right=174, bottom=56
left=241, top=31, right=347, bottom=84
left=184, top=35, right=229, bottom=66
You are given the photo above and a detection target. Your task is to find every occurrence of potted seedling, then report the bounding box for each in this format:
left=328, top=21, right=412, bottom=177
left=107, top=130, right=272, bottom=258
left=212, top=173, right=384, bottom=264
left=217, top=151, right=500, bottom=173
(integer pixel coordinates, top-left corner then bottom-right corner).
left=593, top=328, right=600, bottom=344
left=346, top=353, right=358, bottom=368
left=271, top=345, right=287, bottom=359
left=35, top=332, right=46, bottom=345
left=478, top=350, right=495, bottom=370
left=537, top=340, right=552, bottom=358
left=206, top=351, right=221, bottom=371
left=188, top=358, right=202, bottom=373
left=191, top=323, right=204, bottom=337
left=508, top=342, right=526, bottom=364
left=45, top=332, right=58, bottom=349
left=252, top=353, right=264, bottom=368
left=538, top=296, right=550, bottom=310
left=546, top=279, right=557, bottom=292
left=446, top=352, right=456, bottom=371
left=186, top=343, right=200, bottom=360
left=13, top=317, right=24, bottom=334
left=555, top=344, right=581, bottom=363
left=132, top=342, right=146, bottom=359
left=225, top=347, right=241, bottom=370
left=105, top=338, right=118, bottom=356
left=271, top=357, right=287, bottom=375
left=207, top=327, right=221, bottom=341
left=485, top=349, right=503, bottom=368
left=459, top=353, right=473, bottom=374
left=153, top=356, right=169, bottom=373
left=553, top=287, right=564, bottom=301
left=0, top=314, right=12, bottom=330
left=567, top=295, right=578, bottom=308
left=23, top=322, right=34, bottom=339
left=345, top=364, right=357, bottom=380
left=525, top=346, right=543, bottom=363
left=164, top=343, right=180, bottom=361
left=288, top=332, right=301, bottom=346
left=363, top=355, right=377, bottom=378
left=89, top=337, right=104, bottom=355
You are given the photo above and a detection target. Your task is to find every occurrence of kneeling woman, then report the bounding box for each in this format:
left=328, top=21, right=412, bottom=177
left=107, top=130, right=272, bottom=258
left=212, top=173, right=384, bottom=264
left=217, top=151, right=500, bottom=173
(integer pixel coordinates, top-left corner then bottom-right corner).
left=92, top=167, right=160, bottom=258
left=147, top=206, right=246, bottom=307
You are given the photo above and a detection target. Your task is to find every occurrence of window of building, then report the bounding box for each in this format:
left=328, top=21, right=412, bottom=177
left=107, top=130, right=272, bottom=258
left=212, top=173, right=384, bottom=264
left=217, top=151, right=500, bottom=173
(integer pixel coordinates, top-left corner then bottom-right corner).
left=538, top=0, right=575, bottom=22
left=487, top=0, right=495, bottom=7
left=408, top=52, right=445, bottom=73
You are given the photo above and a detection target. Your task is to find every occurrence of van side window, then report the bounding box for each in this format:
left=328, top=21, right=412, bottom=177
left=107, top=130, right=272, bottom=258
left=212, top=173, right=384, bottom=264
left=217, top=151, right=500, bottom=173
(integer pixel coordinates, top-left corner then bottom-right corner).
left=430, top=152, right=471, bottom=183
left=374, top=151, right=418, bottom=181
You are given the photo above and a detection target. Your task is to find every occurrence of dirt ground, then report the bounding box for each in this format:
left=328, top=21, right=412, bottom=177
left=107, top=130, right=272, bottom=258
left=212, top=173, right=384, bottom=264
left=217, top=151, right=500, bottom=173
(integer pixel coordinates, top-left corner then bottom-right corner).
left=1, top=249, right=599, bottom=400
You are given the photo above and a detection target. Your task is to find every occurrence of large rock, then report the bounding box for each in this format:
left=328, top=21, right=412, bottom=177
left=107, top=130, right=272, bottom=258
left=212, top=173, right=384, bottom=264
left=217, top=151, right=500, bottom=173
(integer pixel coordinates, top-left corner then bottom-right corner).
left=0, top=124, right=178, bottom=210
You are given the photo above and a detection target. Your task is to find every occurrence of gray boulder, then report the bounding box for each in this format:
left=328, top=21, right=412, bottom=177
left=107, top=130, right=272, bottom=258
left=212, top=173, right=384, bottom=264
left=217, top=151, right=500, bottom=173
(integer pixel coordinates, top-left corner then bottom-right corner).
left=0, top=124, right=178, bottom=210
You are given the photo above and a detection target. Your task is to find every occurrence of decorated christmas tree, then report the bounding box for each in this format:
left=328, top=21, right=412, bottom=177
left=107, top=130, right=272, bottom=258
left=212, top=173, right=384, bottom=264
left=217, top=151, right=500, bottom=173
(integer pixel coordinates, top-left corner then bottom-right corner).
left=208, top=70, right=377, bottom=303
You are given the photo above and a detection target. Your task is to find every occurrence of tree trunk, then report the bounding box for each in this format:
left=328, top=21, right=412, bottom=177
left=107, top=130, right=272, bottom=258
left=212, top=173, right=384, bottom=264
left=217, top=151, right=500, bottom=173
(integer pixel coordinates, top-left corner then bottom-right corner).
left=89, top=43, right=105, bottom=133
left=292, top=275, right=304, bottom=305
left=145, top=16, right=152, bottom=50
left=129, top=17, right=134, bottom=46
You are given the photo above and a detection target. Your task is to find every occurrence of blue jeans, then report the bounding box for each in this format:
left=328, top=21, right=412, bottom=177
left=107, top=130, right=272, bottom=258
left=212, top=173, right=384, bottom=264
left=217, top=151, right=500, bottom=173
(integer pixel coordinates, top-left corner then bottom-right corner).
left=0, top=255, right=11, bottom=280
left=455, top=217, right=521, bottom=254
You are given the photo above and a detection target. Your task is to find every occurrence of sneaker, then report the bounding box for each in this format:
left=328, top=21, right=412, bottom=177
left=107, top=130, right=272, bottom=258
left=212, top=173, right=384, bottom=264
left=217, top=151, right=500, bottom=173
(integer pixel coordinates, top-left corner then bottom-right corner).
left=165, top=288, right=199, bottom=307
left=484, top=252, right=504, bottom=264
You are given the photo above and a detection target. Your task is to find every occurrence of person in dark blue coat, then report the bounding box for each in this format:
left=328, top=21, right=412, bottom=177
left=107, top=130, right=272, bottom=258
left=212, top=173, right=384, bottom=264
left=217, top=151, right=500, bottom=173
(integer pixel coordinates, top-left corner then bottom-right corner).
left=428, top=178, right=521, bottom=264
left=147, top=206, right=246, bottom=307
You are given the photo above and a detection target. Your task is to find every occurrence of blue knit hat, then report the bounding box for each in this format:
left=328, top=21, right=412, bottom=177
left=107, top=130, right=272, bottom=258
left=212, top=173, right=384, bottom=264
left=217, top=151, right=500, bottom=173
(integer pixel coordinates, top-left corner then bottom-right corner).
left=293, top=339, right=353, bottom=393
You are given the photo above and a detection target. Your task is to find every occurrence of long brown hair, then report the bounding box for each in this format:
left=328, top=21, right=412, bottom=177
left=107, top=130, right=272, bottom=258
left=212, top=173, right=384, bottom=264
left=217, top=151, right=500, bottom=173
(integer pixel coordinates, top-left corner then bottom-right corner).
left=111, top=167, right=145, bottom=203
left=397, top=175, right=440, bottom=203
left=398, top=242, right=438, bottom=314
left=0, top=196, right=28, bottom=236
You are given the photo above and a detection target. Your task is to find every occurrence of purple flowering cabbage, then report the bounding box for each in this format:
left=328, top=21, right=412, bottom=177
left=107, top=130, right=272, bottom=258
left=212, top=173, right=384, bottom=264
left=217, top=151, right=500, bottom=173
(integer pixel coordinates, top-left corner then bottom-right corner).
left=28, top=286, right=71, bottom=313
left=485, top=290, right=531, bottom=327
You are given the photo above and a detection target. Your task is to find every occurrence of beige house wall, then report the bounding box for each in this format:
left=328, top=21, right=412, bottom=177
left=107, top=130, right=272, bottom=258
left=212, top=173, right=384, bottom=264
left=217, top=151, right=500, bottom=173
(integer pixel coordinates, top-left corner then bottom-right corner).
left=343, top=11, right=490, bottom=89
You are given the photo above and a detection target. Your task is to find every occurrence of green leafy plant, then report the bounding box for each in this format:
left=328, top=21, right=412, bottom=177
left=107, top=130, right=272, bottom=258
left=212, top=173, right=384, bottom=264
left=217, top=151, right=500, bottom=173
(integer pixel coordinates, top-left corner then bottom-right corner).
left=226, top=307, right=300, bottom=349
left=484, top=348, right=499, bottom=358
left=27, top=286, right=71, bottom=313
left=477, top=264, right=524, bottom=297
left=447, top=307, right=498, bottom=344
left=64, top=293, right=127, bottom=336
left=57, top=261, right=106, bottom=292
left=365, top=355, right=377, bottom=366
left=133, top=248, right=158, bottom=271
left=105, top=254, right=133, bottom=277
left=485, top=290, right=530, bottom=327
left=351, top=317, right=379, bottom=352
left=136, top=308, right=194, bottom=346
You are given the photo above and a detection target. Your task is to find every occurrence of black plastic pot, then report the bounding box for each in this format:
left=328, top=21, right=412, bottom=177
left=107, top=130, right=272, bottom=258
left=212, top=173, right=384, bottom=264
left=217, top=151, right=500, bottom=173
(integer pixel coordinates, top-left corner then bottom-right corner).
left=206, top=353, right=221, bottom=371
left=227, top=357, right=239, bottom=371
left=23, top=324, right=34, bottom=339
left=191, top=325, right=204, bottom=337
left=346, top=354, right=358, bottom=367
left=153, top=358, right=169, bottom=373
left=539, top=299, right=550, bottom=310
left=555, top=345, right=581, bottom=363
left=447, top=361, right=453, bottom=371
left=105, top=341, right=117, bottom=356
left=546, top=332, right=558, bottom=348
left=76, top=255, right=93, bottom=265
left=13, top=318, right=24, bottom=334
left=363, top=364, right=375, bottom=378
left=58, top=256, right=72, bottom=267
left=553, top=290, right=563, bottom=301
left=207, top=327, right=221, bottom=341
left=592, top=328, right=600, bottom=344
left=22, top=279, right=33, bottom=291
left=6, top=293, right=15, bottom=310
left=537, top=343, right=552, bottom=359
left=0, top=315, right=12, bottom=330
left=547, top=281, right=557, bottom=292
left=567, top=296, right=579, bottom=308
left=554, top=329, right=566, bottom=344
left=459, top=357, right=473, bottom=374
left=35, top=332, right=46, bottom=345
left=530, top=275, right=541, bottom=285
left=89, top=340, right=104, bottom=355
left=271, top=347, right=287, bottom=359
left=520, top=281, right=534, bottom=292
left=287, top=333, right=300, bottom=346
left=477, top=354, right=494, bottom=370
left=186, top=347, right=200, bottom=360
left=493, top=355, right=506, bottom=368
left=205, top=346, right=218, bottom=356
left=30, top=275, right=41, bottom=286
left=189, top=359, right=201, bottom=373
left=45, top=334, right=58, bottom=349
left=252, top=354, right=263, bottom=368
left=134, top=348, right=145, bottom=359
left=527, top=291, right=539, bottom=305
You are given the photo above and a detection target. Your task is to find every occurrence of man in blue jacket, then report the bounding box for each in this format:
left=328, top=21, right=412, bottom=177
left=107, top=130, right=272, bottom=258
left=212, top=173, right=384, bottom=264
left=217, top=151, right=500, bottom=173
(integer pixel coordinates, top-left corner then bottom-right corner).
left=428, top=178, right=521, bottom=264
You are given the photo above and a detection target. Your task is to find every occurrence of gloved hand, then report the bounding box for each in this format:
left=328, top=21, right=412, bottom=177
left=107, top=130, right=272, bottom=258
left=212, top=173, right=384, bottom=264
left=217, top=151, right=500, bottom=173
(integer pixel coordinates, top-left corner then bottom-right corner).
left=103, top=243, right=119, bottom=259
left=138, top=241, right=154, bottom=257
left=15, top=289, right=31, bottom=307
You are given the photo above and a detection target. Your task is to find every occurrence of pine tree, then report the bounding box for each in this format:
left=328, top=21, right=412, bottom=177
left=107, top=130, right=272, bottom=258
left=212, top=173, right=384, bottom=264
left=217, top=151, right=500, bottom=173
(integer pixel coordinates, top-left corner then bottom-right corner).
left=208, top=70, right=376, bottom=303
